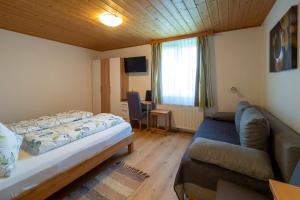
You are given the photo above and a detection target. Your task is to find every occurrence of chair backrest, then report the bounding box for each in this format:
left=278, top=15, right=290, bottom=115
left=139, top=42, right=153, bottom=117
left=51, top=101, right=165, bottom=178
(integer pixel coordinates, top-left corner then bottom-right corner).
left=127, top=91, right=143, bottom=121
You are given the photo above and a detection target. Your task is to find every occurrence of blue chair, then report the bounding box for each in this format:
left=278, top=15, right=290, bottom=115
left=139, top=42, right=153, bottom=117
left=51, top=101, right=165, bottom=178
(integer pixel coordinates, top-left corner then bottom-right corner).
left=127, top=91, right=147, bottom=130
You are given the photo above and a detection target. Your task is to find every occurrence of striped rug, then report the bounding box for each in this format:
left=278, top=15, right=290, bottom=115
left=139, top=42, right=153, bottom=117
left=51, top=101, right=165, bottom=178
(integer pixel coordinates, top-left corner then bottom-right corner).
left=63, top=161, right=149, bottom=200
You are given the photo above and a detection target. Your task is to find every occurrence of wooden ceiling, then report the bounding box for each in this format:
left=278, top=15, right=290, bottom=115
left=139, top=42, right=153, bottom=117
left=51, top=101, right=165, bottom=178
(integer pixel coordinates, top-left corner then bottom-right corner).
left=0, top=0, right=275, bottom=51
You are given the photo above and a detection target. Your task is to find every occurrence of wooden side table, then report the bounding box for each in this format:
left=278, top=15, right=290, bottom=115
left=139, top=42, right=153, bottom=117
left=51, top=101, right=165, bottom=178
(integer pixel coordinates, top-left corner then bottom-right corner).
left=141, top=100, right=153, bottom=129
left=269, top=179, right=300, bottom=200
left=150, top=109, right=171, bottom=131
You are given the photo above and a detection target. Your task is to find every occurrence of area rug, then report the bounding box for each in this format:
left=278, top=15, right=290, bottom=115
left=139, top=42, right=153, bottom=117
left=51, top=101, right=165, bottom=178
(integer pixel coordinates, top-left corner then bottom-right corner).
left=64, top=161, right=149, bottom=200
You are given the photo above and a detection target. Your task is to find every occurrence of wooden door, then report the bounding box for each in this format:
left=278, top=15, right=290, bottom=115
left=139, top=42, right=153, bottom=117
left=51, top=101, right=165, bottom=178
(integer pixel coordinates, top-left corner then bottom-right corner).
left=101, top=59, right=110, bottom=113
left=120, top=58, right=129, bottom=101
left=92, top=60, right=101, bottom=114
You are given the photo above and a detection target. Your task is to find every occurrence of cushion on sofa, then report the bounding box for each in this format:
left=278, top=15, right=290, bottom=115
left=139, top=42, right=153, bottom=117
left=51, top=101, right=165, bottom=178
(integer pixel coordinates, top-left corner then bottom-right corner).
left=235, top=101, right=251, bottom=133
left=216, top=180, right=269, bottom=200
left=0, top=123, right=23, bottom=177
left=188, top=137, right=273, bottom=181
left=195, top=118, right=240, bottom=145
left=240, top=107, right=270, bottom=151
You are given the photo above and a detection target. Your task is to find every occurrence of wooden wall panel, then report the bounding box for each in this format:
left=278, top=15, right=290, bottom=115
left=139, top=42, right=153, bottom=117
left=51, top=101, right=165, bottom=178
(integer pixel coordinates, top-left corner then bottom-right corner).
left=100, top=59, right=110, bottom=113
left=0, top=0, right=275, bottom=51
left=120, top=58, right=129, bottom=101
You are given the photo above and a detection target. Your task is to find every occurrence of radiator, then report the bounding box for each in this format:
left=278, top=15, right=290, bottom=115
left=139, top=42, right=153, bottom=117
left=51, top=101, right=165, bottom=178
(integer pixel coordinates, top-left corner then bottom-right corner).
left=156, top=104, right=203, bottom=131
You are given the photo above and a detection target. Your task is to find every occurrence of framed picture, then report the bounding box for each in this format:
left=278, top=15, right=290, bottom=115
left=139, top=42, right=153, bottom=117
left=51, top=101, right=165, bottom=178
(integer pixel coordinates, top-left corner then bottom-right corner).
left=270, top=6, right=298, bottom=72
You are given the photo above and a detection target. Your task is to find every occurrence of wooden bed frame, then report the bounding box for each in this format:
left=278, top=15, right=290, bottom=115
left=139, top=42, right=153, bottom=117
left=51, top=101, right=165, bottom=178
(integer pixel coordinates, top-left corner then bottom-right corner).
left=14, top=134, right=134, bottom=200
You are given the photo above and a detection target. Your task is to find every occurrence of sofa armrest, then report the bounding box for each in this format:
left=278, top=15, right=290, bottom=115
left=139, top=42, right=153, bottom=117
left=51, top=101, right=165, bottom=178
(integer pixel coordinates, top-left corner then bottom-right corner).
left=216, top=180, right=269, bottom=200
left=188, top=137, right=273, bottom=181
left=208, top=112, right=235, bottom=122
left=178, top=155, right=271, bottom=196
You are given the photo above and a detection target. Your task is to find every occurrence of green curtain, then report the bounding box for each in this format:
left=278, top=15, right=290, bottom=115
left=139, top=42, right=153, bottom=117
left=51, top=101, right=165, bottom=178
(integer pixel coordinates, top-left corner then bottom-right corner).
left=195, top=36, right=214, bottom=108
left=151, top=43, right=162, bottom=104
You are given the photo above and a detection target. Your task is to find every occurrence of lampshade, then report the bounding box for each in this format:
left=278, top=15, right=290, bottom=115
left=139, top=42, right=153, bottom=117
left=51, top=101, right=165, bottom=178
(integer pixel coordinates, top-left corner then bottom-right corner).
left=99, top=12, right=123, bottom=27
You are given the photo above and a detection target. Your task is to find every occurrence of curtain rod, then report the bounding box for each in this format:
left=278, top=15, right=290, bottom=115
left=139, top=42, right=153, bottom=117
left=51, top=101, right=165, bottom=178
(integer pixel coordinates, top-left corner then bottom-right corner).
left=149, top=31, right=214, bottom=44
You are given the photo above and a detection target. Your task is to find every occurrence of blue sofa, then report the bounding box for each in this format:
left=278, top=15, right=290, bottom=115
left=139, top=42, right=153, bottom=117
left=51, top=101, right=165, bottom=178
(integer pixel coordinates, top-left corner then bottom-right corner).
left=174, top=109, right=300, bottom=200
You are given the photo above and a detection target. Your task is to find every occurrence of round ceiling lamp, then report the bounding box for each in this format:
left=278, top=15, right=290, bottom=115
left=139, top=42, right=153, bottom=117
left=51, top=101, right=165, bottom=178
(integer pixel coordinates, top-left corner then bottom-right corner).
left=99, top=12, right=123, bottom=27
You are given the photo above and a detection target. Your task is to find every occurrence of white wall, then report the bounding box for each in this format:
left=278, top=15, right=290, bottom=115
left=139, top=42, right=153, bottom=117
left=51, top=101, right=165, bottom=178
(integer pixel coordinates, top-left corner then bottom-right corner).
left=213, top=27, right=264, bottom=111
left=99, top=45, right=152, bottom=100
left=98, top=28, right=264, bottom=130
left=99, top=27, right=264, bottom=112
left=0, top=23, right=264, bottom=128
left=0, top=29, right=99, bottom=123
left=262, top=0, right=300, bottom=133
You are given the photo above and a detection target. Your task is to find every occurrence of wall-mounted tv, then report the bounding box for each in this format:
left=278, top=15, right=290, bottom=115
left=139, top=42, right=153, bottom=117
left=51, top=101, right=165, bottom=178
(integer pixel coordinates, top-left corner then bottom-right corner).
left=124, top=56, right=147, bottom=73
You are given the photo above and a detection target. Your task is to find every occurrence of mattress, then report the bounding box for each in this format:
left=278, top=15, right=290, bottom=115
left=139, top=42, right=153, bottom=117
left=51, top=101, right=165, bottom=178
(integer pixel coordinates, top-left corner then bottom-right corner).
left=0, top=122, right=132, bottom=200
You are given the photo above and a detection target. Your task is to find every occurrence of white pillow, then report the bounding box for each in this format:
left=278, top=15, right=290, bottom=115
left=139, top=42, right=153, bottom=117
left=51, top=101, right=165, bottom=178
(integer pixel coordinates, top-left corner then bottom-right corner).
left=0, top=123, right=23, bottom=177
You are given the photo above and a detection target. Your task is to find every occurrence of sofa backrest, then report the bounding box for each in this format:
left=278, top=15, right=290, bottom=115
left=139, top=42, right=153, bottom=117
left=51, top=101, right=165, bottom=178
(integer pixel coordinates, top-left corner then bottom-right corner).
left=262, top=109, right=300, bottom=182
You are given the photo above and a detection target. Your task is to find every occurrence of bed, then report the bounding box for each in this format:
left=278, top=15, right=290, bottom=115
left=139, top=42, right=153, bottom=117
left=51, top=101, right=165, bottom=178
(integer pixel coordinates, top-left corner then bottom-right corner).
left=0, top=112, right=134, bottom=200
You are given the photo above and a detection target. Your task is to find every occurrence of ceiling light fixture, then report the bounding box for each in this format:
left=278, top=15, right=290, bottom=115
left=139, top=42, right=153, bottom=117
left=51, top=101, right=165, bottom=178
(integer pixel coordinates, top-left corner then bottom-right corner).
left=99, top=12, right=122, bottom=27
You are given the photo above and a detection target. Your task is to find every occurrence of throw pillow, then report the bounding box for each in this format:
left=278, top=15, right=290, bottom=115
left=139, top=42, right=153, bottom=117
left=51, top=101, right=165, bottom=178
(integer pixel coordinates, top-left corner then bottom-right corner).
left=0, top=123, right=23, bottom=177
left=239, top=107, right=270, bottom=151
left=235, top=101, right=251, bottom=133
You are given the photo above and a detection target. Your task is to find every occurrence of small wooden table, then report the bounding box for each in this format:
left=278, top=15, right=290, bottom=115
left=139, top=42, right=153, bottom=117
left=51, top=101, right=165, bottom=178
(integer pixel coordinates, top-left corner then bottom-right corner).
left=141, top=101, right=153, bottom=129
left=269, top=179, right=300, bottom=200
left=150, top=109, right=171, bottom=131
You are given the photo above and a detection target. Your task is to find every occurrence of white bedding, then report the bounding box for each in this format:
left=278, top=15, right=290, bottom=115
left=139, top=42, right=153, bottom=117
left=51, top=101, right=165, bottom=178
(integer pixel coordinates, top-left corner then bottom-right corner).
left=0, top=122, right=132, bottom=200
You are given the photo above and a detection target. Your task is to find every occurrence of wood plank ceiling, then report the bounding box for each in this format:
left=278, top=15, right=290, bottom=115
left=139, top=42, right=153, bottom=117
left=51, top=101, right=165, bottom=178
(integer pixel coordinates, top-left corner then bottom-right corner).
left=0, top=0, right=275, bottom=51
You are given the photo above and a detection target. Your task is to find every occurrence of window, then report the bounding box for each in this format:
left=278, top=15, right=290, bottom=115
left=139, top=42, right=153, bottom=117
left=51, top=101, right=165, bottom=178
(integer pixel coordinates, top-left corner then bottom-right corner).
left=161, top=37, right=198, bottom=106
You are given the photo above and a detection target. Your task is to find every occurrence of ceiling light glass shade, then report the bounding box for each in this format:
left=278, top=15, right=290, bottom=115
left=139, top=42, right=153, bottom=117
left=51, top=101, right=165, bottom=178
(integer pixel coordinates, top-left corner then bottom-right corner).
left=99, top=12, right=123, bottom=27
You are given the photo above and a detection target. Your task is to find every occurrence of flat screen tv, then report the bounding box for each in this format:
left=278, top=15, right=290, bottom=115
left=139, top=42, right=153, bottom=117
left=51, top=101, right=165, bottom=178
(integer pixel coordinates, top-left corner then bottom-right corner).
left=124, top=56, right=147, bottom=73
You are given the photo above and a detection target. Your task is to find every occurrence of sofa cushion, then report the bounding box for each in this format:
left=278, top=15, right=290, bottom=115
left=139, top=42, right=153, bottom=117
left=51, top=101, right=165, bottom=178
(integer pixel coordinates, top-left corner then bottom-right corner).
left=235, top=101, right=251, bottom=133
left=188, top=137, right=273, bottom=181
left=216, top=180, right=269, bottom=200
left=239, top=107, right=270, bottom=151
left=195, top=118, right=239, bottom=145
left=177, top=153, right=271, bottom=198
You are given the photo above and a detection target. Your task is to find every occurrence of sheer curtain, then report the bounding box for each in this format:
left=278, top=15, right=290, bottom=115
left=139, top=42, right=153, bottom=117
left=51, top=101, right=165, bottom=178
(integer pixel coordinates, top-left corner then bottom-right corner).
left=161, top=37, right=197, bottom=106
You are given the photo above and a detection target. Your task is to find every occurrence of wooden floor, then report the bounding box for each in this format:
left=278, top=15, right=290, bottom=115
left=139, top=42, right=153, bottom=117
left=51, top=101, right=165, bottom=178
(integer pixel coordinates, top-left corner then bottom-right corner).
left=49, top=129, right=192, bottom=200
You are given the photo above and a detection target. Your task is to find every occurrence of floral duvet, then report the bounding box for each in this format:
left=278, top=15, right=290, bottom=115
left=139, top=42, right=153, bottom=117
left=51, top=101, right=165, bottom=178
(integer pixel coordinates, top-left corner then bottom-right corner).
left=7, top=110, right=93, bottom=135
left=21, top=113, right=125, bottom=155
